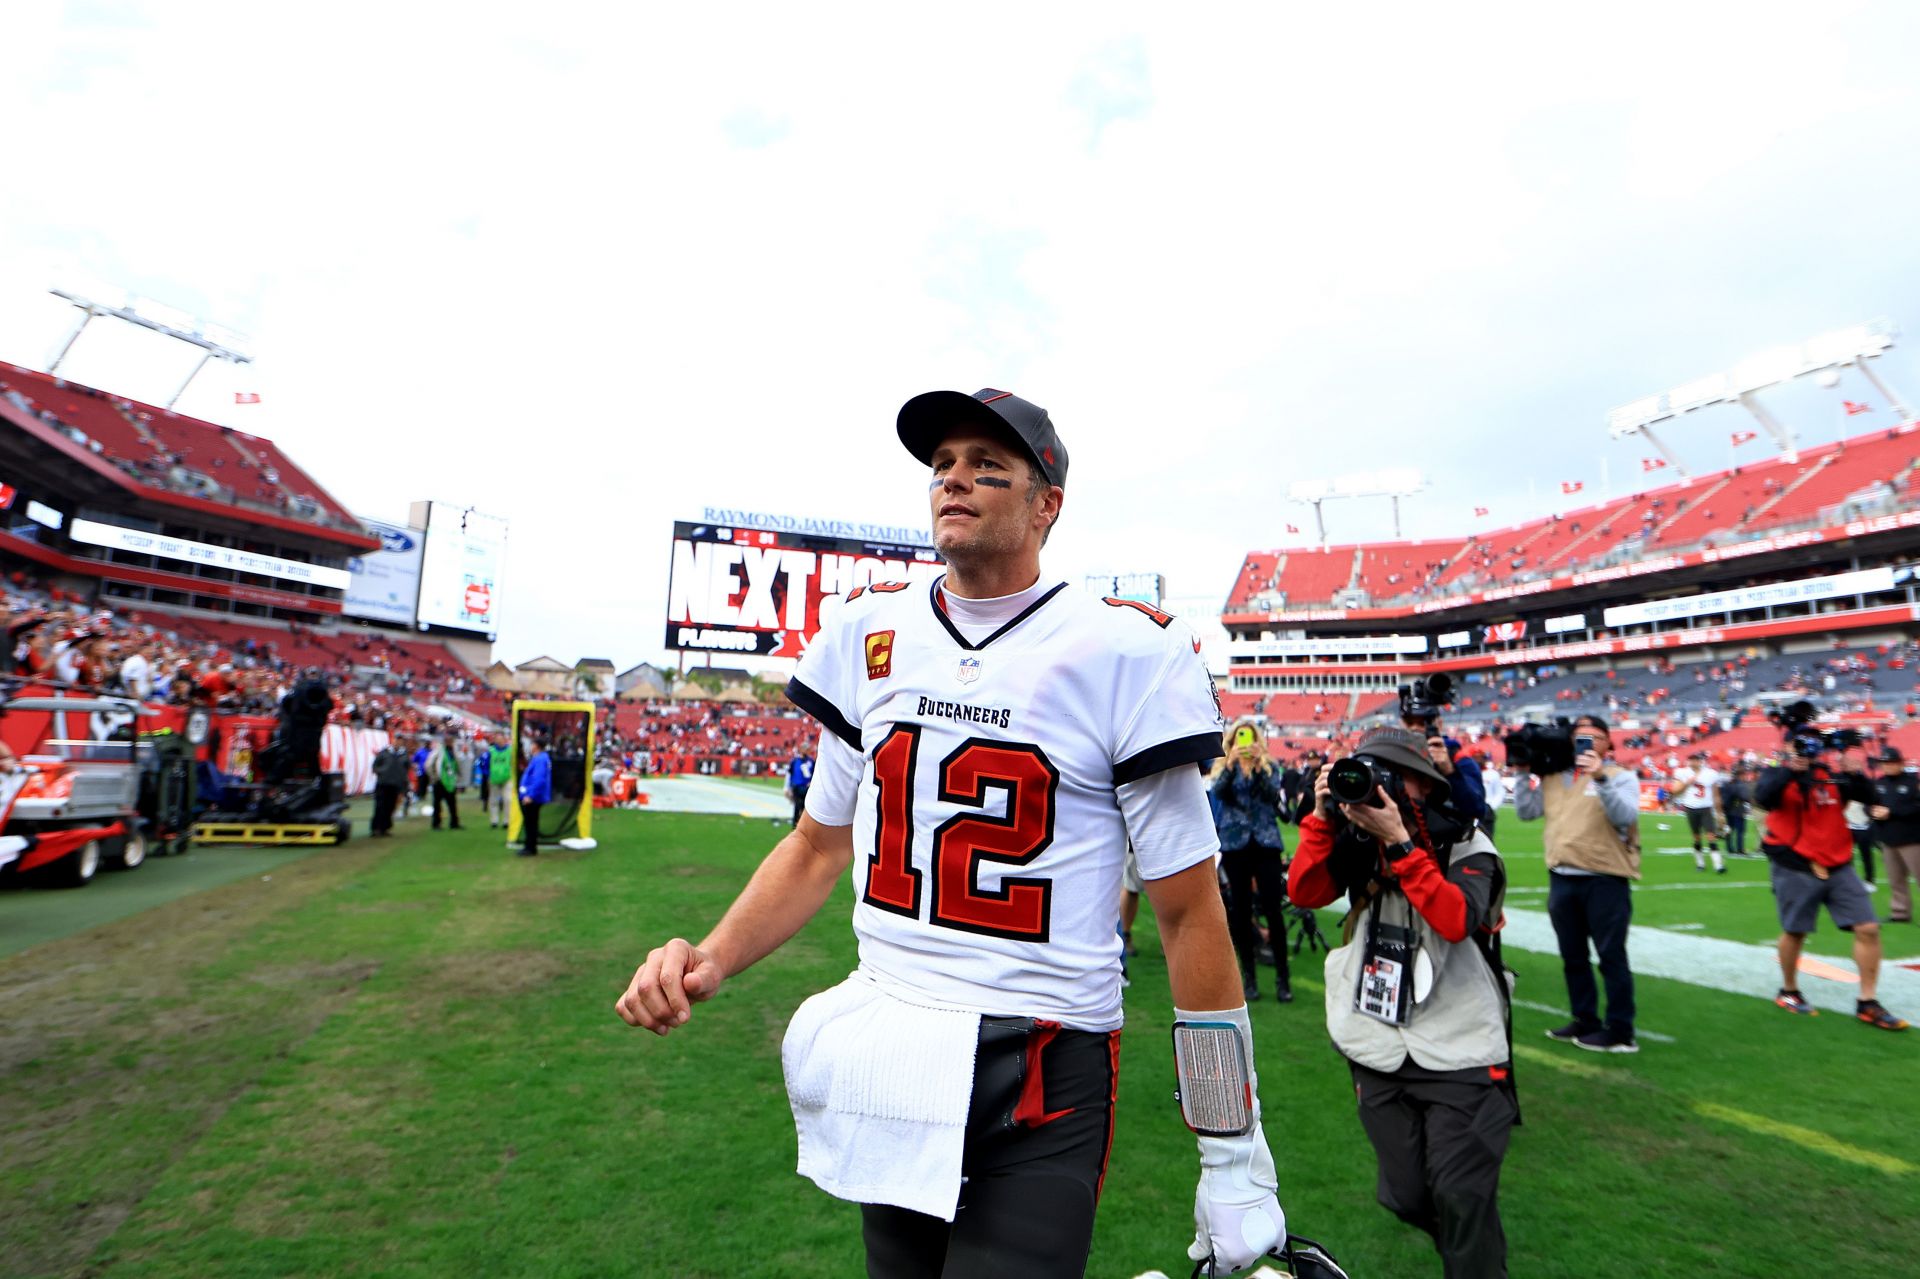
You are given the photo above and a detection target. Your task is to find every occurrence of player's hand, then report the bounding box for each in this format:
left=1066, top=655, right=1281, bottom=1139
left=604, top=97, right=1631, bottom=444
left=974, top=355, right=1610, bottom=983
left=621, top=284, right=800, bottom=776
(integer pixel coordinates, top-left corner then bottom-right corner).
left=1871, top=804, right=1891, bottom=821
left=1427, top=737, right=1454, bottom=776
left=615, top=938, right=724, bottom=1035
left=1575, top=750, right=1602, bottom=776
left=1340, top=788, right=1410, bottom=844
left=1188, top=1128, right=1285, bottom=1275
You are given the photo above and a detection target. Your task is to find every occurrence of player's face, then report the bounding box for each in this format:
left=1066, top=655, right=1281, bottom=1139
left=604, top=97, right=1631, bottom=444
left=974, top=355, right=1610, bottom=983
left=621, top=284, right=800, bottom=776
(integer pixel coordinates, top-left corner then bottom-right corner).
left=928, top=432, right=1050, bottom=563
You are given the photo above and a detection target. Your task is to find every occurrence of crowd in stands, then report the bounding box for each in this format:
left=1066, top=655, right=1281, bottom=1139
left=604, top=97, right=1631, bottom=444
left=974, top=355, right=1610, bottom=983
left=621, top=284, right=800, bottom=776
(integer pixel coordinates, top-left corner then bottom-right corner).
left=1242, top=638, right=1920, bottom=790
left=1229, top=422, right=1920, bottom=613
left=599, top=700, right=813, bottom=775
left=0, top=360, right=362, bottom=532
left=0, top=574, right=485, bottom=739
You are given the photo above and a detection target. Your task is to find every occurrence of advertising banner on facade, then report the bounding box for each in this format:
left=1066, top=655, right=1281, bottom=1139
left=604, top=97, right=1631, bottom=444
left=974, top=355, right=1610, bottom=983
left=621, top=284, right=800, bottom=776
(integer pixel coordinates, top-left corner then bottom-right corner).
left=344, top=519, right=425, bottom=626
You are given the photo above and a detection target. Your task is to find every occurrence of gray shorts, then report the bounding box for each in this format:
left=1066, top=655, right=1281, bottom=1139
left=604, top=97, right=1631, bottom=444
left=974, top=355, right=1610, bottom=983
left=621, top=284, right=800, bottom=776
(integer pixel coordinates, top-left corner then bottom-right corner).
left=1684, top=807, right=1717, bottom=838
left=1121, top=845, right=1143, bottom=895
left=1771, top=860, right=1877, bottom=934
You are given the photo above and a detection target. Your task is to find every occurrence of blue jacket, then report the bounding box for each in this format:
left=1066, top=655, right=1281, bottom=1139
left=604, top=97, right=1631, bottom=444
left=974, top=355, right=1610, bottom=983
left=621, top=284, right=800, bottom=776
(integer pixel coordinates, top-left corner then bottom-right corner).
left=1211, top=761, right=1287, bottom=853
left=1440, top=735, right=1487, bottom=822
left=788, top=756, right=814, bottom=788
left=520, top=751, right=553, bottom=804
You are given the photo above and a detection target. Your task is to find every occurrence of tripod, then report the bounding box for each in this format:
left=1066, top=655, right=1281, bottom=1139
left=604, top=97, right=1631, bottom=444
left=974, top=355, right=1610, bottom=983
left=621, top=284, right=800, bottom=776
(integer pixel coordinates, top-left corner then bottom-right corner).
left=1286, top=903, right=1331, bottom=955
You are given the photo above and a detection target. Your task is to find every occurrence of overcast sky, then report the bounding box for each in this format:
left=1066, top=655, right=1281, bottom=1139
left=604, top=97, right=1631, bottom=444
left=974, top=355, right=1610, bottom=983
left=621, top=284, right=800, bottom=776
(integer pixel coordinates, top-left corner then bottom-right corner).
left=5, top=2, right=1920, bottom=671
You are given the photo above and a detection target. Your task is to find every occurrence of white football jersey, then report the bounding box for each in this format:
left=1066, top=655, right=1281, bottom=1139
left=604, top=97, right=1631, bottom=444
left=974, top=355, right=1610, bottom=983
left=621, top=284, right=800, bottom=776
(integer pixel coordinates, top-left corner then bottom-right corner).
left=787, top=577, right=1224, bottom=1031
left=1676, top=766, right=1720, bottom=809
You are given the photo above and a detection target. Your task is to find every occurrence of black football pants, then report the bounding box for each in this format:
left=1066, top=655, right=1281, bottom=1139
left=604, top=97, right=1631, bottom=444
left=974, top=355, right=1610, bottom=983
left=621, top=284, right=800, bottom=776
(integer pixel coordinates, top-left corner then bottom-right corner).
left=860, top=1017, right=1120, bottom=1278
left=1353, top=1064, right=1516, bottom=1279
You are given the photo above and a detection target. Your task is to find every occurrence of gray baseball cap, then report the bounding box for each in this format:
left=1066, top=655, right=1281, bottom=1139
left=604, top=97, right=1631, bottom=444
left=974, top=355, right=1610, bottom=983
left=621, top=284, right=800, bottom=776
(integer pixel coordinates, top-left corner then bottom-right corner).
left=1352, top=725, right=1449, bottom=789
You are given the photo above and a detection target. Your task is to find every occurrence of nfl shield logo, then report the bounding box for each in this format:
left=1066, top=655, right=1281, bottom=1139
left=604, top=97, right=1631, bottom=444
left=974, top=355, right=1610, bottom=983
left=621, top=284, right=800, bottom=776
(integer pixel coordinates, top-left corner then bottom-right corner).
left=957, top=657, right=981, bottom=685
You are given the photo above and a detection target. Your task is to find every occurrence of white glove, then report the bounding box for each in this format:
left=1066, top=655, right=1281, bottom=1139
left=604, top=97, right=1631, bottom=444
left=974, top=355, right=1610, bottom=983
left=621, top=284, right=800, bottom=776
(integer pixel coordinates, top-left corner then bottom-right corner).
left=1187, top=1122, right=1285, bottom=1274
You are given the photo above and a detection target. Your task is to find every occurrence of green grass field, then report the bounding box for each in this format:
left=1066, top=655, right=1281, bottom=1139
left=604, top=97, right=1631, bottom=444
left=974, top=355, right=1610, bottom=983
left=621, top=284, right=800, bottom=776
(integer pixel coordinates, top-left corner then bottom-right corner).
left=1, top=807, right=1915, bottom=1278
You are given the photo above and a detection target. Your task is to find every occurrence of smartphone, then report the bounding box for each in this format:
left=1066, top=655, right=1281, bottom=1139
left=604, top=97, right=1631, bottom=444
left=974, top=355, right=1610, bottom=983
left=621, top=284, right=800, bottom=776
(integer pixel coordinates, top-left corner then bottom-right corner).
left=1233, top=726, right=1257, bottom=750
left=1574, top=734, right=1595, bottom=755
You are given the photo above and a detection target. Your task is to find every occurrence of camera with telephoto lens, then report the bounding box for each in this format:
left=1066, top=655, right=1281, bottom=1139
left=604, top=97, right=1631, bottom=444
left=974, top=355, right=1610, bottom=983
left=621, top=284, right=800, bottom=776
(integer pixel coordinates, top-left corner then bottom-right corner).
left=1769, top=699, right=1862, bottom=759
left=1503, top=719, right=1577, bottom=776
left=1326, top=754, right=1402, bottom=809
left=1397, top=673, right=1455, bottom=722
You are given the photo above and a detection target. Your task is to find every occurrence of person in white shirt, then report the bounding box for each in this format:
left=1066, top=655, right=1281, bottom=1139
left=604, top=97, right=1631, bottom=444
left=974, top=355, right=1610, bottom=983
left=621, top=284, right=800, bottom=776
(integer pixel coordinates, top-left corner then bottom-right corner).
left=615, top=388, right=1286, bottom=1277
left=1480, top=760, right=1509, bottom=838
left=1673, top=752, right=1725, bottom=873
left=119, top=643, right=153, bottom=701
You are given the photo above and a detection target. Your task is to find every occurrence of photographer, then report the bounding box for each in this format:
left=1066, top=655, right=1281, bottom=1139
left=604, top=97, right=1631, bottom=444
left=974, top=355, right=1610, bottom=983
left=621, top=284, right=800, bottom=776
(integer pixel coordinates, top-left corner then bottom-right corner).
left=1400, top=676, right=1486, bottom=827
left=1755, top=727, right=1908, bottom=1030
left=1289, top=727, right=1515, bottom=1279
left=1511, top=715, right=1643, bottom=1053
left=1212, top=720, right=1292, bottom=1002
left=1284, top=750, right=1326, bottom=825
left=1869, top=747, right=1920, bottom=926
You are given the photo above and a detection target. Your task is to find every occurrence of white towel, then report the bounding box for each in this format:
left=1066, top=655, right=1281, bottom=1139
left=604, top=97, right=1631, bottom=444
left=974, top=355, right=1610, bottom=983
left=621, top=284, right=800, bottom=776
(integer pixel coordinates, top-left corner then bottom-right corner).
left=782, top=972, right=980, bottom=1221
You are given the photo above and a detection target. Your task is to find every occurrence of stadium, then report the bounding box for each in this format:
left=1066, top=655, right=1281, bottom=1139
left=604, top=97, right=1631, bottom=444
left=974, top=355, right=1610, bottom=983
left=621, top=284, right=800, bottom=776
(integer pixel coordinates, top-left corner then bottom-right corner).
left=9, top=12, right=1920, bottom=1279
left=3, top=307, right=1916, bottom=1277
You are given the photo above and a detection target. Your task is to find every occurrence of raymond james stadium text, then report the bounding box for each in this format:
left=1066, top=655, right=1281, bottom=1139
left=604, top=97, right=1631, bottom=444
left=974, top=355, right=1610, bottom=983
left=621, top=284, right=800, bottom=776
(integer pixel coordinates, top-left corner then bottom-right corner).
left=701, top=508, right=931, bottom=547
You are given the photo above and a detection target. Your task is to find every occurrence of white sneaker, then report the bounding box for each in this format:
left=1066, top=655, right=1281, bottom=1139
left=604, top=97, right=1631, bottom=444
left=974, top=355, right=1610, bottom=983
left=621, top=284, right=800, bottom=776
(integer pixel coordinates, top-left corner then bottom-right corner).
left=1865, top=881, right=1879, bottom=892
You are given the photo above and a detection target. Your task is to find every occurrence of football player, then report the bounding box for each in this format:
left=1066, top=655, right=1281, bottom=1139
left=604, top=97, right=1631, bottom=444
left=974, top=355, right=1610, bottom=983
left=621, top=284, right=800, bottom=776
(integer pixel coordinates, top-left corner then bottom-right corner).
left=617, top=388, right=1286, bottom=1276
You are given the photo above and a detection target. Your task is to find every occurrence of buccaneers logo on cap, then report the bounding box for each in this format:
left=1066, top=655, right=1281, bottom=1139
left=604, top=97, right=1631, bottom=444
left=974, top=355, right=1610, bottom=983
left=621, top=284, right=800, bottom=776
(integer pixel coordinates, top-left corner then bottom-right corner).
left=865, top=630, right=895, bottom=680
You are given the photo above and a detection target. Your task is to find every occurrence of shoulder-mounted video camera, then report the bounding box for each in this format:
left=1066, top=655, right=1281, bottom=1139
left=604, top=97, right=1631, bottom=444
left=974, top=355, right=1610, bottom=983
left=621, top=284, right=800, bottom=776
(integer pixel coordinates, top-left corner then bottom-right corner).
left=1769, top=699, right=1861, bottom=759
left=1397, top=673, right=1454, bottom=723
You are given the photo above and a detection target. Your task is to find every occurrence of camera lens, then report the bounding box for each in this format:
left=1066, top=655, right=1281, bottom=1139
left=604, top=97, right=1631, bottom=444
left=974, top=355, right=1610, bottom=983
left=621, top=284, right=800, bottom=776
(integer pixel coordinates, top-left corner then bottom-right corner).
left=1327, top=757, right=1375, bottom=805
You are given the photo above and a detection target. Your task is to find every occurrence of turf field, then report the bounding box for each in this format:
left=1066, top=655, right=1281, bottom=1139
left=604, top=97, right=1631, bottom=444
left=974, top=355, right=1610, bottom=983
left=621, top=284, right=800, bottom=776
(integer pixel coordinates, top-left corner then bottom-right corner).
left=1, top=807, right=1915, bottom=1278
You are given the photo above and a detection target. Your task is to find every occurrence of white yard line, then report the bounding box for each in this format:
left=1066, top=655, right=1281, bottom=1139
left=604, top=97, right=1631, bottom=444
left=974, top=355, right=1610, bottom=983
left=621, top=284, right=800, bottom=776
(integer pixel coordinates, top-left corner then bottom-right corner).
left=1501, top=908, right=1920, bottom=1016
left=1511, top=997, right=1678, bottom=1043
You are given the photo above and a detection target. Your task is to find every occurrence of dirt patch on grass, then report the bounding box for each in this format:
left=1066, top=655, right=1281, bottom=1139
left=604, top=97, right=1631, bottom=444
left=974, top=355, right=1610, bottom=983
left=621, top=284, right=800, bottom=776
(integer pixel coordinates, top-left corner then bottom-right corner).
left=0, top=838, right=396, bottom=1277
left=494, top=882, right=567, bottom=905
left=425, top=947, right=571, bottom=1000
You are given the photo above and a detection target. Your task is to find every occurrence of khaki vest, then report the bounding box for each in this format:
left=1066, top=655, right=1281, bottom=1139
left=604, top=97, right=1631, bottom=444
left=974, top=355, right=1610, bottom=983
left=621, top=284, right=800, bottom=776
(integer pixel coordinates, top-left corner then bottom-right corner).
left=1540, top=769, right=1640, bottom=880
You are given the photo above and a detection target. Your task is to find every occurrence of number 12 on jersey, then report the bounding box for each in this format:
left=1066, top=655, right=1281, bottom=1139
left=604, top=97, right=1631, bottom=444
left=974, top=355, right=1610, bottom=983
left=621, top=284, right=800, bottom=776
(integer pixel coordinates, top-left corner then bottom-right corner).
left=864, top=724, right=1060, bottom=942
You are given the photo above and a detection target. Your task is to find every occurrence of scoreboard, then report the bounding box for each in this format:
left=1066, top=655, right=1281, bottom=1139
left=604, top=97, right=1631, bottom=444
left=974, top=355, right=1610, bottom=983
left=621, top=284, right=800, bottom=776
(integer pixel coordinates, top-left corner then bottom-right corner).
left=664, top=519, right=942, bottom=657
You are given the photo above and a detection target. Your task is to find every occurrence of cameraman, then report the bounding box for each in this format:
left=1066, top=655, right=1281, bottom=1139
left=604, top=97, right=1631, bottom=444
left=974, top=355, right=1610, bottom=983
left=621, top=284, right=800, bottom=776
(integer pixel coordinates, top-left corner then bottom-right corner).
left=1756, top=737, right=1909, bottom=1030
left=1401, top=701, right=1487, bottom=828
left=1289, top=727, right=1515, bottom=1279
left=1512, top=715, right=1643, bottom=1053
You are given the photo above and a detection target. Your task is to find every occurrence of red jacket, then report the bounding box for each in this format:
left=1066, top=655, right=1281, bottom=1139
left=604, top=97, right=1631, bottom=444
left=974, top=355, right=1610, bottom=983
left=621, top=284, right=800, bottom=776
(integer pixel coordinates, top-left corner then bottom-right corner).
left=1287, top=811, right=1476, bottom=943
left=1755, top=764, right=1872, bottom=867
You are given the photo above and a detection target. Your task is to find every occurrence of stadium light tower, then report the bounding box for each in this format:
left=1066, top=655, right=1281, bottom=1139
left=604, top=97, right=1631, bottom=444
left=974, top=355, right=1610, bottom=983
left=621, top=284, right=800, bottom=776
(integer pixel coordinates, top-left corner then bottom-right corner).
left=46, top=285, right=254, bottom=408
left=1605, top=319, right=1906, bottom=475
left=1287, top=467, right=1427, bottom=543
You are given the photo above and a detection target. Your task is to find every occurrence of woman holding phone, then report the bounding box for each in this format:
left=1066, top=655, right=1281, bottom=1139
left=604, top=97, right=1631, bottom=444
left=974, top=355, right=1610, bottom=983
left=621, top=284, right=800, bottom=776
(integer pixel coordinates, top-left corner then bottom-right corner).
left=1212, top=718, right=1293, bottom=1002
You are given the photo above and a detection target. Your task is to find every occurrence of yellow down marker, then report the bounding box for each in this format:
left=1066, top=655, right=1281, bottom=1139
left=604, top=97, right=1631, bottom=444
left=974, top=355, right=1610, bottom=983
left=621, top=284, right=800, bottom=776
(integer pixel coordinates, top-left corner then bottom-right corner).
left=1694, top=1102, right=1915, bottom=1176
